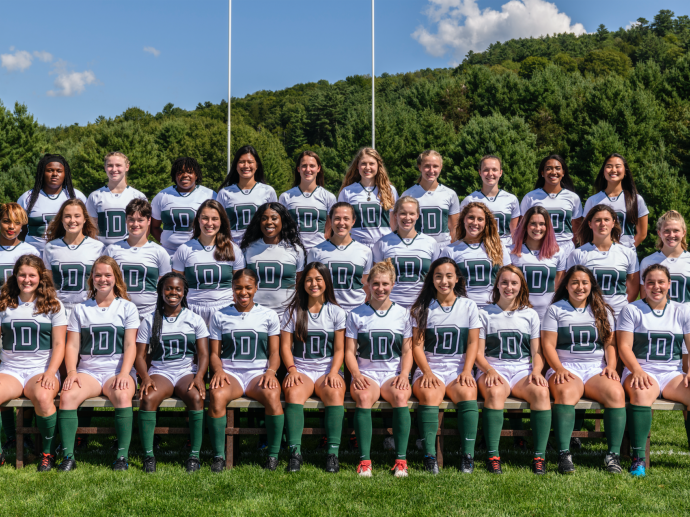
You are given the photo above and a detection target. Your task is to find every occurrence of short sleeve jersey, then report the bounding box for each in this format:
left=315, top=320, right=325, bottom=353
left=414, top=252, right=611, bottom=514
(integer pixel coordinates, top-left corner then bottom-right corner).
left=209, top=303, right=280, bottom=371
left=279, top=186, right=336, bottom=251
left=216, top=183, right=278, bottom=244
left=401, top=184, right=460, bottom=246
left=520, top=189, right=583, bottom=245
left=640, top=251, right=690, bottom=304
left=0, top=300, right=67, bottom=370
left=172, top=239, right=246, bottom=306
left=583, top=192, right=649, bottom=248
left=86, top=186, right=148, bottom=245
left=337, top=183, right=399, bottom=247
left=460, top=190, right=520, bottom=245
left=137, top=308, right=209, bottom=370
left=281, top=302, right=347, bottom=369
left=0, top=242, right=41, bottom=287
left=307, top=239, right=373, bottom=312
left=151, top=185, right=217, bottom=255
left=346, top=302, right=412, bottom=375
left=479, top=304, right=540, bottom=366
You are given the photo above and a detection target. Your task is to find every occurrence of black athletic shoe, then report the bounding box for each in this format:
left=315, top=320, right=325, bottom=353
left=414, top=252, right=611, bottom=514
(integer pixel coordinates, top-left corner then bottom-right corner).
left=37, top=453, right=55, bottom=472
left=604, top=453, right=622, bottom=474
left=570, top=437, right=582, bottom=450
left=143, top=456, right=156, bottom=473
left=557, top=451, right=575, bottom=474
left=486, top=456, right=503, bottom=474
left=186, top=457, right=201, bottom=473
left=423, top=455, right=439, bottom=475
left=112, top=456, right=129, bottom=471
left=58, top=457, right=77, bottom=472
left=211, top=456, right=226, bottom=473
left=286, top=453, right=302, bottom=473
left=460, top=454, right=474, bottom=474
left=325, top=454, right=339, bottom=473
left=264, top=456, right=279, bottom=471
left=532, top=457, right=546, bottom=475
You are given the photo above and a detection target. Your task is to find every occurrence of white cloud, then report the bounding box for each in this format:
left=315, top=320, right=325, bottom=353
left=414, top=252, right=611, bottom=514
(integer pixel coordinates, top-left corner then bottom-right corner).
left=413, top=0, right=587, bottom=65
left=625, top=21, right=640, bottom=30
left=0, top=50, right=33, bottom=72
left=47, top=65, right=98, bottom=97
left=33, top=51, right=53, bottom=62
left=143, top=46, right=160, bottom=57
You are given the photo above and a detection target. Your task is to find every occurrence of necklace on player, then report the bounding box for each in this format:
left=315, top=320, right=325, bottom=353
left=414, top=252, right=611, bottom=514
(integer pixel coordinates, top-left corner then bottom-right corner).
left=361, top=183, right=375, bottom=201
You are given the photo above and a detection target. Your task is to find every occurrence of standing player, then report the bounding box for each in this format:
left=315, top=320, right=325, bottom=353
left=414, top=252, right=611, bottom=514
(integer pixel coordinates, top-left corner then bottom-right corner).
left=279, top=151, right=336, bottom=251
left=345, top=260, right=413, bottom=478
left=18, top=154, right=87, bottom=254
left=217, top=146, right=278, bottom=245
left=0, top=203, right=40, bottom=286
left=86, top=152, right=147, bottom=246
left=172, top=199, right=245, bottom=326
left=337, top=148, right=398, bottom=248
left=151, top=157, right=217, bottom=256
left=401, top=150, right=460, bottom=247
left=459, top=155, right=520, bottom=246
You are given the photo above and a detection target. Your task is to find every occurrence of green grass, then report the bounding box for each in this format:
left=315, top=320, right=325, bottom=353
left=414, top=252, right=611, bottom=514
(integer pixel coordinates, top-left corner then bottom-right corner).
left=1, top=409, right=690, bottom=516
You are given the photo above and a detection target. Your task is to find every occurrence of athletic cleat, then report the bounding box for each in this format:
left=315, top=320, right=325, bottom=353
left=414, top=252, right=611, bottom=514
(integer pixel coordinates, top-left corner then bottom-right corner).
left=532, top=457, right=546, bottom=475
left=211, top=456, right=225, bottom=473
left=570, top=437, right=582, bottom=450
left=423, top=455, right=439, bottom=474
left=37, top=453, right=55, bottom=472
left=486, top=456, right=503, bottom=474
left=112, top=456, right=129, bottom=471
left=317, top=435, right=328, bottom=450
left=629, top=459, right=646, bottom=477
left=325, top=454, right=339, bottom=473
left=357, top=460, right=372, bottom=477
left=391, top=459, right=408, bottom=477
left=348, top=435, right=359, bottom=450
left=604, top=453, right=622, bottom=474
left=186, top=457, right=201, bottom=473
left=557, top=451, right=575, bottom=474
left=460, top=454, right=474, bottom=474
left=58, top=457, right=77, bottom=472
left=143, top=456, right=156, bottom=473
left=263, top=456, right=279, bottom=471
left=286, top=453, right=303, bottom=473
left=383, top=436, right=395, bottom=451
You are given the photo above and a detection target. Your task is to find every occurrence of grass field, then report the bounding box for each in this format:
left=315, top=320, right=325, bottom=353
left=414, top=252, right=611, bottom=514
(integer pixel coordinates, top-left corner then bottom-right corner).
left=0, top=409, right=689, bottom=516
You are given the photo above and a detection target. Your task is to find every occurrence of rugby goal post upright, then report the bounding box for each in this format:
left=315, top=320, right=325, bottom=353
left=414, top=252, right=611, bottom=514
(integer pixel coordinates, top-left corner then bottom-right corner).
left=228, top=0, right=232, bottom=172
left=371, top=0, right=375, bottom=149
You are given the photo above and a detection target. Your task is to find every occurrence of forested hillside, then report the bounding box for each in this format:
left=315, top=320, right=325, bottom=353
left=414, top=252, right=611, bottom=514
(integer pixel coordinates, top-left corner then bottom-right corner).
left=1, top=9, right=689, bottom=255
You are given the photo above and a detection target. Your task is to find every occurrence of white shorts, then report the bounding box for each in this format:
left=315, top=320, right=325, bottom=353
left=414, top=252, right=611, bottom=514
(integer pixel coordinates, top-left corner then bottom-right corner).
left=295, top=365, right=343, bottom=384
left=413, top=363, right=464, bottom=387
left=359, top=369, right=399, bottom=388
left=0, top=365, right=59, bottom=388
left=149, top=364, right=197, bottom=387
left=622, top=364, right=684, bottom=393
left=546, top=361, right=605, bottom=386
left=79, top=367, right=137, bottom=388
left=476, top=362, right=532, bottom=389
left=225, top=367, right=265, bottom=393
left=189, top=300, right=231, bottom=327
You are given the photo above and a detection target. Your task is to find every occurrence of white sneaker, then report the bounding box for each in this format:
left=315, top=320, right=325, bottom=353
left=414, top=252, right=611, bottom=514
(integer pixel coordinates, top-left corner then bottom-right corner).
left=383, top=436, right=396, bottom=451
left=357, top=461, right=372, bottom=477
left=391, top=460, right=408, bottom=477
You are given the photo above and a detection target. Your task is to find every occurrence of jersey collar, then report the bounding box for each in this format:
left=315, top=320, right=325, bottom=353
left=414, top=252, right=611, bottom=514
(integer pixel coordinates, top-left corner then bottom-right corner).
left=61, top=236, right=88, bottom=250
left=328, top=239, right=353, bottom=251
left=164, top=307, right=185, bottom=323
left=174, top=185, right=199, bottom=197
left=480, top=189, right=502, bottom=201
left=366, top=301, right=395, bottom=318
left=395, top=231, right=418, bottom=246
left=539, top=187, right=562, bottom=199
left=435, top=297, right=457, bottom=313
left=236, top=182, right=259, bottom=195
left=643, top=298, right=669, bottom=317
left=309, top=302, right=326, bottom=320
left=298, top=185, right=319, bottom=198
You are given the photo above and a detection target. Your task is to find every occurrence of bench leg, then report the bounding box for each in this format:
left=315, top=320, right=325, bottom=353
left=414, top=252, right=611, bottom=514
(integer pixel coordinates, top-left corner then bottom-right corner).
left=225, top=409, right=234, bottom=469
left=436, top=410, right=444, bottom=469
left=594, top=409, right=601, bottom=432
left=16, top=408, right=23, bottom=469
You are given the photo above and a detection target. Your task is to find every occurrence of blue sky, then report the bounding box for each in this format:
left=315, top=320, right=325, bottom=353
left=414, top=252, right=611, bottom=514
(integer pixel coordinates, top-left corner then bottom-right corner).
left=1, top=0, right=688, bottom=128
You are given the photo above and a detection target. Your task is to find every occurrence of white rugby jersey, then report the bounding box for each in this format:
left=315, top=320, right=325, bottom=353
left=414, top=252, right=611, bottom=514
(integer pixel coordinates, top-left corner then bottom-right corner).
left=68, top=297, right=140, bottom=372
left=279, top=186, right=336, bottom=251
left=542, top=299, right=615, bottom=364
left=216, top=183, right=278, bottom=243
left=479, top=304, right=540, bottom=366
left=243, top=239, right=305, bottom=320
left=0, top=242, right=41, bottom=287
left=0, top=300, right=67, bottom=370
left=43, top=237, right=105, bottom=309
left=520, top=189, right=583, bottom=245
left=640, top=251, right=690, bottom=304
left=86, top=186, right=147, bottom=245
left=307, top=239, right=372, bottom=312
left=172, top=239, right=245, bottom=306
left=346, top=302, right=412, bottom=375
left=372, top=232, right=441, bottom=308
left=151, top=185, right=217, bottom=255
left=413, top=297, right=481, bottom=369
left=104, top=240, right=172, bottom=317
left=209, top=303, right=280, bottom=371
left=460, top=190, right=520, bottom=245
left=281, top=302, right=347, bottom=369
left=401, top=184, right=461, bottom=246
left=583, top=192, right=649, bottom=248
left=566, top=242, right=639, bottom=317
left=18, top=188, right=87, bottom=253
left=337, top=183, right=399, bottom=247
left=137, top=308, right=209, bottom=370
left=440, top=241, right=511, bottom=308
left=510, top=244, right=568, bottom=322
left=618, top=299, right=690, bottom=368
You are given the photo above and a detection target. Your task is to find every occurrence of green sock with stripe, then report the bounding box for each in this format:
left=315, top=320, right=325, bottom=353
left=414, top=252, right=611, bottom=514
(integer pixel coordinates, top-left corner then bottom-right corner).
left=456, top=401, right=479, bottom=457
left=417, top=405, right=440, bottom=457
left=530, top=409, right=551, bottom=458
left=627, top=405, right=652, bottom=461
left=553, top=404, right=575, bottom=452
left=188, top=410, right=204, bottom=459
left=208, top=415, right=227, bottom=459
left=285, top=403, right=304, bottom=456
left=354, top=408, right=372, bottom=461
left=604, top=407, right=626, bottom=455
left=324, top=405, right=344, bottom=458
left=36, top=412, right=57, bottom=455
left=482, top=408, right=504, bottom=457
left=138, top=410, right=157, bottom=458
left=114, top=408, right=133, bottom=460
left=392, top=407, right=411, bottom=460
left=265, top=414, right=284, bottom=459
left=58, top=409, right=78, bottom=459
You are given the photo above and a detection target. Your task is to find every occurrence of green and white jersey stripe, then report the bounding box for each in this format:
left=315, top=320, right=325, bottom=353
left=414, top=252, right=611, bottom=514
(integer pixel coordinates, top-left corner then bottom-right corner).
left=640, top=251, right=690, bottom=304
left=86, top=186, right=147, bottom=245
left=403, top=184, right=461, bottom=246
left=479, top=304, right=540, bottom=366
left=0, top=242, right=41, bottom=287
left=281, top=302, right=346, bottom=369
left=216, top=183, right=278, bottom=244
left=520, top=188, right=582, bottom=245
left=337, top=183, right=399, bottom=247
left=279, top=186, right=337, bottom=251
left=584, top=192, right=649, bottom=248
left=460, top=190, right=520, bottom=246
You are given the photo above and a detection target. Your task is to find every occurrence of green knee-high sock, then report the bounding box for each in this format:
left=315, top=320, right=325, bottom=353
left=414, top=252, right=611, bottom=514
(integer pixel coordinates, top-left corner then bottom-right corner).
left=58, top=409, right=78, bottom=458
left=285, top=403, right=304, bottom=456
left=552, top=404, right=575, bottom=452
left=188, top=410, right=204, bottom=459
left=482, top=408, right=504, bottom=457
left=208, top=415, right=227, bottom=459
left=530, top=409, right=551, bottom=458
left=324, top=405, right=344, bottom=458
left=627, top=405, right=652, bottom=461
left=1, top=409, right=15, bottom=442
left=138, top=410, right=157, bottom=458
left=114, top=408, right=133, bottom=459
left=604, top=407, right=626, bottom=455
left=265, top=414, right=284, bottom=459
left=456, top=401, right=479, bottom=457
left=354, top=408, right=372, bottom=461
left=417, top=406, right=440, bottom=457
left=392, top=407, right=411, bottom=460
left=36, top=413, right=57, bottom=455
left=574, top=408, right=586, bottom=432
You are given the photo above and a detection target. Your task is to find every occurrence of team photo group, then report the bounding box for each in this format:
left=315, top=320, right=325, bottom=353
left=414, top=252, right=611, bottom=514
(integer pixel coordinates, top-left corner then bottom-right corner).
left=0, top=144, right=688, bottom=480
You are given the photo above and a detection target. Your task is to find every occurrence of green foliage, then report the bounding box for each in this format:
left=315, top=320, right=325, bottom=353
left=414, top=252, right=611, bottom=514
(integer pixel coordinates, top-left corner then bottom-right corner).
left=518, top=56, right=550, bottom=78
left=581, top=49, right=632, bottom=76
left=553, top=53, right=578, bottom=72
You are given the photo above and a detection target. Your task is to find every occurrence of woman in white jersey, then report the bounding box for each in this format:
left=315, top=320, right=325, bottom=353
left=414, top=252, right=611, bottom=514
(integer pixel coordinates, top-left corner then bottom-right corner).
left=568, top=205, right=639, bottom=318
left=337, top=147, right=398, bottom=248
left=583, top=153, right=648, bottom=248
left=401, top=150, right=461, bottom=247
left=135, top=272, right=209, bottom=473
left=410, top=257, right=481, bottom=475
left=474, top=266, right=549, bottom=475
left=58, top=256, right=140, bottom=472
left=18, top=154, right=87, bottom=254
left=510, top=206, right=567, bottom=322
left=281, top=262, right=347, bottom=473
left=0, top=255, right=66, bottom=471
left=86, top=152, right=147, bottom=246
left=618, top=264, right=690, bottom=477
left=105, top=198, right=171, bottom=320
left=241, top=202, right=305, bottom=321
left=172, top=199, right=245, bottom=326
left=459, top=155, right=520, bottom=246
left=440, top=202, right=510, bottom=308
left=542, top=265, right=625, bottom=475
left=279, top=150, right=336, bottom=251
left=520, top=154, right=582, bottom=256
left=373, top=196, right=440, bottom=308
left=43, top=199, right=105, bottom=317
left=345, top=259, right=413, bottom=478
left=0, top=203, right=40, bottom=286
left=307, top=202, right=372, bottom=312
left=207, top=268, right=282, bottom=472
left=151, top=157, right=217, bottom=256
left=217, top=145, right=278, bottom=245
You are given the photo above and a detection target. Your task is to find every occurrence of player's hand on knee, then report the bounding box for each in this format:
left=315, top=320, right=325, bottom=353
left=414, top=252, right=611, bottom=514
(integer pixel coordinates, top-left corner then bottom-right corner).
left=458, top=372, right=476, bottom=388
left=352, top=374, right=370, bottom=391
left=39, top=371, right=57, bottom=390
left=601, top=366, right=619, bottom=381
left=529, top=372, right=548, bottom=387
left=63, top=371, right=80, bottom=391
left=392, top=374, right=409, bottom=391
left=112, top=373, right=131, bottom=391
left=420, top=372, right=441, bottom=389
left=189, top=375, right=206, bottom=399
left=554, top=368, right=574, bottom=384
left=325, top=372, right=343, bottom=389
left=484, top=370, right=503, bottom=388
left=283, top=371, right=303, bottom=388
left=210, top=372, right=231, bottom=389
left=630, top=369, right=653, bottom=390
left=258, top=372, right=279, bottom=390
left=140, top=376, right=156, bottom=397
left=684, top=374, right=690, bottom=388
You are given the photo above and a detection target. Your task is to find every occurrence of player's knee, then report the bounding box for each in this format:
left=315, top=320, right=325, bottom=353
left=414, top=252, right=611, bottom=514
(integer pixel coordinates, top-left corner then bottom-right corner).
left=392, top=392, right=409, bottom=407
left=185, top=390, right=203, bottom=410
left=606, top=388, right=626, bottom=407
left=112, top=390, right=133, bottom=407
